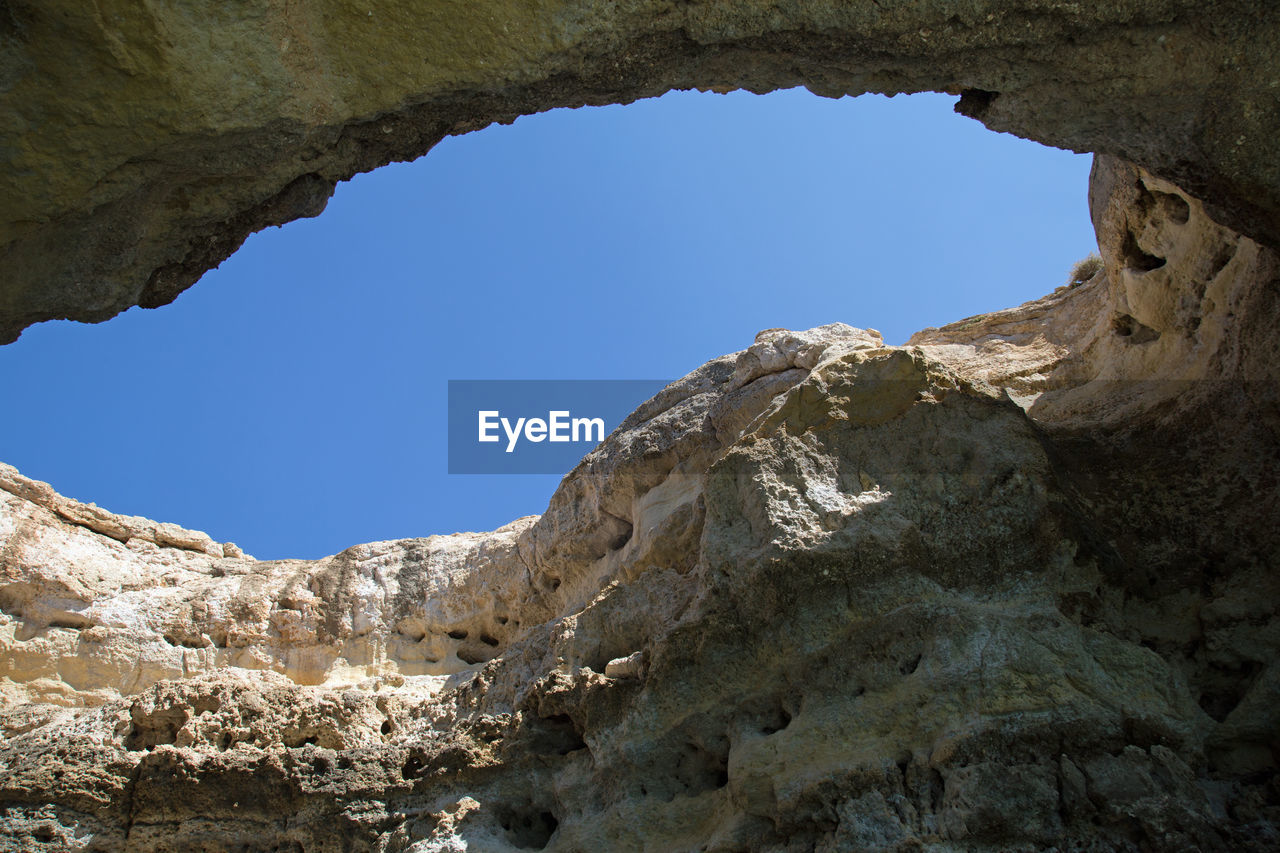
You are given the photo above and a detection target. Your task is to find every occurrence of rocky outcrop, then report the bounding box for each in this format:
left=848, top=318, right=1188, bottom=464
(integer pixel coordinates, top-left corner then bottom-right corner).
left=3, top=3, right=1280, bottom=848
left=1, top=159, right=1277, bottom=849
left=2, top=0, right=1279, bottom=342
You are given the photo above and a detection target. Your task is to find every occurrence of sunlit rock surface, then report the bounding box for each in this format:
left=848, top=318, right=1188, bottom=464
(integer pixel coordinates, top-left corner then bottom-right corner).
left=1, top=160, right=1277, bottom=850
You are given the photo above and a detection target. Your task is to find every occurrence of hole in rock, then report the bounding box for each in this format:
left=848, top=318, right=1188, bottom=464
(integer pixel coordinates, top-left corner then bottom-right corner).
left=0, top=91, right=1096, bottom=559
left=1152, top=189, right=1191, bottom=225
left=456, top=646, right=492, bottom=666
left=672, top=740, right=731, bottom=797
left=759, top=706, right=793, bottom=735
left=1121, top=230, right=1167, bottom=272
left=498, top=806, right=559, bottom=850
left=1111, top=313, right=1161, bottom=344
left=402, top=754, right=425, bottom=780
left=531, top=713, right=587, bottom=755
left=898, top=653, right=924, bottom=675
left=125, top=706, right=189, bottom=751
left=1198, top=660, right=1265, bottom=723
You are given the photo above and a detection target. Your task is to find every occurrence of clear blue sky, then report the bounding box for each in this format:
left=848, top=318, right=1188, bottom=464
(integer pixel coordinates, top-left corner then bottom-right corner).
left=0, top=89, right=1096, bottom=560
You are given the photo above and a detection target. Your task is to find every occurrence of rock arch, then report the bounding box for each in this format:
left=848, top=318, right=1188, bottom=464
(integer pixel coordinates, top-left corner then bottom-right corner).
left=1, top=0, right=1277, bottom=342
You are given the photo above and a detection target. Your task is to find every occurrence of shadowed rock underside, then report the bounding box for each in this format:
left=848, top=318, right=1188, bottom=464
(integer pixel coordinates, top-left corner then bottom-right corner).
left=1, top=0, right=1279, bottom=342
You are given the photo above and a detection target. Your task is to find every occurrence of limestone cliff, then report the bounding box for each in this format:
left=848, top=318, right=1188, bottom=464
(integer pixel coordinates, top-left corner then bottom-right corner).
left=2, top=0, right=1279, bottom=342
left=4, top=1, right=1280, bottom=848
left=1, top=159, right=1277, bottom=849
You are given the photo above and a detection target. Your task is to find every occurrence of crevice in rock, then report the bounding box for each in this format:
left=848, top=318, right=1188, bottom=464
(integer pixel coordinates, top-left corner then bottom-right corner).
left=1207, top=243, right=1237, bottom=280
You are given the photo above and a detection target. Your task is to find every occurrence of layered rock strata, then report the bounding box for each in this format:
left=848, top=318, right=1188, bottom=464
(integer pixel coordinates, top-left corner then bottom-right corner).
left=1, top=162, right=1277, bottom=850
left=2, top=0, right=1279, bottom=342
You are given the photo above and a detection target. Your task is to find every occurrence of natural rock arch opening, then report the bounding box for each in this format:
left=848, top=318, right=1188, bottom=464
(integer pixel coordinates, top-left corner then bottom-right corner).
left=1, top=5, right=1279, bottom=850
left=0, top=88, right=1097, bottom=559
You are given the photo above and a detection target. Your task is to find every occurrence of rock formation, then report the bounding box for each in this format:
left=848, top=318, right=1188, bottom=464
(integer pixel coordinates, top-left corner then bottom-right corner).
left=1, top=154, right=1278, bottom=848
left=1, top=0, right=1279, bottom=342
left=2, top=1, right=1279, bottom=850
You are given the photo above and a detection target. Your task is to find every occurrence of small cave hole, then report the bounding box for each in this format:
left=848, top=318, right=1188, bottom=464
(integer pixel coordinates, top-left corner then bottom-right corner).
left=533, top=713, right=587, bottom=755
left=608, top=525, right=633, bottom=552
left=1198, top=660, right=1265, bottom=723
left=1111, top=313, right=1161, bottom=344
left=457, top=647, right=489, bottom=666
left=673, top=741, right=730, bottom=796
left=1121, top=230, right=1166, bottom=272
left=401, top=755, right=424, bottom=780
left=447, top=629, right=468, bottom=640
left=499, top=807, right=559, bottom=850
left=1152, top=189, right=1191, bottom=225
left=381, top=719, right=392, bottom=735
left=898, top=653, right=923, bottom=675
left=480, top=633, right=500, bottom=647
left=496, top=615, right=509, bottom=625
left=124, top=707, right=189, bottom=751
left=760, top=706, right=793, bottom=735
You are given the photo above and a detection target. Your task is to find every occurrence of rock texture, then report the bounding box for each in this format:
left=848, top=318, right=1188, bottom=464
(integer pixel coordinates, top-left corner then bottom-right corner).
left=2, top=0, right=1280, bottom=342
left=1, top=158, right=1278, bottom=849
left=4, top=3, right=1280, bottom=848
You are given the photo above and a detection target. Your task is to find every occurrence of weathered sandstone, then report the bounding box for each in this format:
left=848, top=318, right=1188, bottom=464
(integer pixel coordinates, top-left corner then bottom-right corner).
left=3, top=1, right=1280, bottom=849
left=1, top=161, right=1277, bottom=850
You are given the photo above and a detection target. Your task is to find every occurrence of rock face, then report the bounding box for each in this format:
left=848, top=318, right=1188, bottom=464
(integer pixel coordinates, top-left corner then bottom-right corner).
left=4, top=2, right=1280, bottom=849
left=2, top=0, right=1280, bottom=342
left=1, top=158, right=1278, bottom=850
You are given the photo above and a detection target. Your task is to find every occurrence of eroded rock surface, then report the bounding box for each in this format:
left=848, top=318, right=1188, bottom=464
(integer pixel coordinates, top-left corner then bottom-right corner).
left=2, top=0, right=1279, bottom=342
left=1, top=159, right=1278, bottom=850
